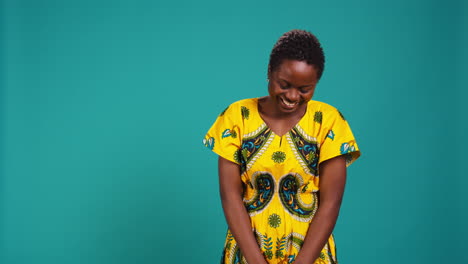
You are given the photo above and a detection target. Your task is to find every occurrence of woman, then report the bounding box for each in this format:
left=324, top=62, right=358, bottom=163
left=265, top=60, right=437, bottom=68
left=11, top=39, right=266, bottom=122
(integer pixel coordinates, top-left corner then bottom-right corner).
left=203, top=29, right=360, bottom=264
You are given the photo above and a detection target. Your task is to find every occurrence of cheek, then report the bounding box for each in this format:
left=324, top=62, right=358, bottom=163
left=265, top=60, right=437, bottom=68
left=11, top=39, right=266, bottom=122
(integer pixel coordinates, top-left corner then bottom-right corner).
left=268, top=83, right=279, bottom=95
left=267, top=83, right=273, bottom=95
left=303, top=91, right=315, bottom=101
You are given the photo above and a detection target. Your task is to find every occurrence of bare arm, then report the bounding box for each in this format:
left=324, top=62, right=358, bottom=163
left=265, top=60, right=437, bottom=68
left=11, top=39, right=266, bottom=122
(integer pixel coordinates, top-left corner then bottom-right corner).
left=218, top=156, right=268, bottom=264
left=294, top=155, right=347, bottom=264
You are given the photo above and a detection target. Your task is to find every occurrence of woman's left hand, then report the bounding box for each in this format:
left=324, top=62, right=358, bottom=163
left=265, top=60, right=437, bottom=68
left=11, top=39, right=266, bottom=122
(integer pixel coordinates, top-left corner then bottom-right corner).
left=293, top=155, right=347, bottom=263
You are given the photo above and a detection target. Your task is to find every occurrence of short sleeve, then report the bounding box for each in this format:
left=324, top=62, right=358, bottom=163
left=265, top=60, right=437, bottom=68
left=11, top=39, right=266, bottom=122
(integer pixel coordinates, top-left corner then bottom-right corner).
left=319, top=108, right=361, bottom=166
left=203, top=104, right=243, bottom=164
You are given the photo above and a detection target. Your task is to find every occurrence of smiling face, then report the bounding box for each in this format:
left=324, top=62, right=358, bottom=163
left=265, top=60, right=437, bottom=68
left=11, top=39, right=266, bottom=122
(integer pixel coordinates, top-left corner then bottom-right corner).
left=267, top=59, right=318, bottom=116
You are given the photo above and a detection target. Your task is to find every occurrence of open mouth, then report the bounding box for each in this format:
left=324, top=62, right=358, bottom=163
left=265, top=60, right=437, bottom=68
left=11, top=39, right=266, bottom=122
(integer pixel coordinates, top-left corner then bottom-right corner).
left=280, top=97, right=298, bottom=108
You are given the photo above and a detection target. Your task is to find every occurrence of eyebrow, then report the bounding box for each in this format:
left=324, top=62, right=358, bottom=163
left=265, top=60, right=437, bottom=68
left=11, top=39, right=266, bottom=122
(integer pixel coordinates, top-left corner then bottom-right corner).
left=279, top=78, right=315, bottom=88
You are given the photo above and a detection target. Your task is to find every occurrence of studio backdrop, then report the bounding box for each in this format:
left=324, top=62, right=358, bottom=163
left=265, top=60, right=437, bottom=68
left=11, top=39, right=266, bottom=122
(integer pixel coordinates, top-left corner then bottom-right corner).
left=1, top=0, right=466, bottom=263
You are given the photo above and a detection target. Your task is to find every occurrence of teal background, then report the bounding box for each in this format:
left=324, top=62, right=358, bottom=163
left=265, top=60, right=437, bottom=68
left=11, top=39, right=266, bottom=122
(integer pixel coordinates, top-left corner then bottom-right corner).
left=1, top=0, right=466, bottom=263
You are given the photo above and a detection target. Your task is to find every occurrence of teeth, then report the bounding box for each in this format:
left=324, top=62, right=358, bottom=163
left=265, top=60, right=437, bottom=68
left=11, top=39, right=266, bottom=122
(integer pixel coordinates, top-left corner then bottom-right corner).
left=281, top=98, right=298, bottom=107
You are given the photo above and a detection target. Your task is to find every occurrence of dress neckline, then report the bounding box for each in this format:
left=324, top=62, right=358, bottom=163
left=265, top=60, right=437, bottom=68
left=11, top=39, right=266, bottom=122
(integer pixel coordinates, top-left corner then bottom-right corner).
left=254, top=97, right=310, bottom=137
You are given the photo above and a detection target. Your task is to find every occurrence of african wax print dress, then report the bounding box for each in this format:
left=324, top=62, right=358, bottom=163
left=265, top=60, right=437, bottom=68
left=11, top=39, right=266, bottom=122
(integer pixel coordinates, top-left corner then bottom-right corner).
left=203, top=98, right=360, bottom=264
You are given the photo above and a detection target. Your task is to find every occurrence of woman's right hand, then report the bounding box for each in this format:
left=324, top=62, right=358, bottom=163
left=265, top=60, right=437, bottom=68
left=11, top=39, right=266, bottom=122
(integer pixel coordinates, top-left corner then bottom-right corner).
left=218, top=156, right=269, bottom=264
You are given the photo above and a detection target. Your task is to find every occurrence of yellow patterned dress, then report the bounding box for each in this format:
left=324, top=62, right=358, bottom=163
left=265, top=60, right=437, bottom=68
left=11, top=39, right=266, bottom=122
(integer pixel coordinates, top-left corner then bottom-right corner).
left=203, top=98, right=360, bottom=264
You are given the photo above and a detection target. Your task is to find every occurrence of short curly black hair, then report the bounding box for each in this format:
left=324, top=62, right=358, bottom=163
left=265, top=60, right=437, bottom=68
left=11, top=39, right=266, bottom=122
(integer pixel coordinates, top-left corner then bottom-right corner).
left=268, top=29, right=325, bottom=80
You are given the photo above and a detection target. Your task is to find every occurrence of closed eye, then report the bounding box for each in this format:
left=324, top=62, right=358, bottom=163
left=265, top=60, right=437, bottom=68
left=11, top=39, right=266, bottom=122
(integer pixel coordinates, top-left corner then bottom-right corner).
left=278, top=81, right=290, bottom=90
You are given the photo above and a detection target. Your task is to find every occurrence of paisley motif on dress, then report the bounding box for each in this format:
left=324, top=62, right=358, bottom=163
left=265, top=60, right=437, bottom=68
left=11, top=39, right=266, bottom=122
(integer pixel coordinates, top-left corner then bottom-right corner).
left=236, top=124, right=273, bottom=173
left=244, top=172, right=275, bottom=216
left=286, top=125, right=320, bottom=176
left=278, top=173, right=318, bottom=222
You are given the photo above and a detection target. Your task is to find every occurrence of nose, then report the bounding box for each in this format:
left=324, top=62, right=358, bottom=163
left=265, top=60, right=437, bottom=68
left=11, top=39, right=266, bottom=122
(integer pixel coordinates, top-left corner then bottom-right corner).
left=285, top=88, right=300, bottom=102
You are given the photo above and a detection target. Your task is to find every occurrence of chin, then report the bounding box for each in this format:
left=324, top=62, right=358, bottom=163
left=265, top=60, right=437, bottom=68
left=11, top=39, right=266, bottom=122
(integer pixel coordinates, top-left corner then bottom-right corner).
left=278, top=102, right=304, bottom=114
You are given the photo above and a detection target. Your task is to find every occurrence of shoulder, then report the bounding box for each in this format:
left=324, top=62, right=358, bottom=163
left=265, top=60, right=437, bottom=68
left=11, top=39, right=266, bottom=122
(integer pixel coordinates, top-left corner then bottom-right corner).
left=220, top=98, right=257, bottom=118
left=226, top=98, right=257, bottom=109
left=308, top=100, right=344, bottom=118
left=308, top=100, right=338, bottom=112
left=306, top=100, right=350, bottom=128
